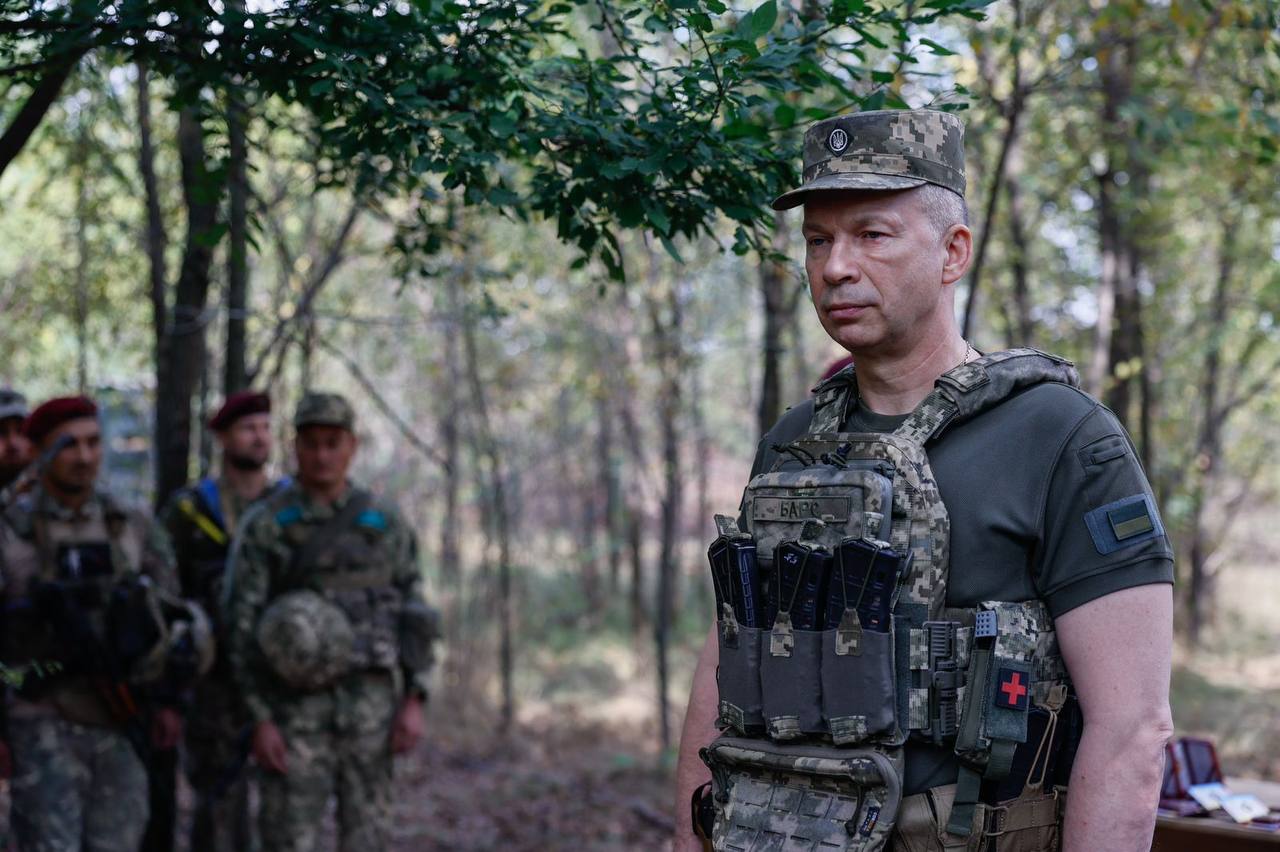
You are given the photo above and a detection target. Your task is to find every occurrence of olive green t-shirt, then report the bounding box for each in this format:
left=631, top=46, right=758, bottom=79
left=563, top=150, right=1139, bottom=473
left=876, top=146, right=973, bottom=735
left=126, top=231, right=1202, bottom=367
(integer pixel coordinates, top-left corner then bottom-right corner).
left=745, top=380, right=1175, bottom=794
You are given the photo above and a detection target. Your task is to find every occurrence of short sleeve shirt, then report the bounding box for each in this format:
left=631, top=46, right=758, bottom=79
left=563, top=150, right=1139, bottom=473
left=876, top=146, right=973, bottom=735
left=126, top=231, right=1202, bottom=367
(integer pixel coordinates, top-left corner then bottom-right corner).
left=745, top=380, right=1174, bottom=793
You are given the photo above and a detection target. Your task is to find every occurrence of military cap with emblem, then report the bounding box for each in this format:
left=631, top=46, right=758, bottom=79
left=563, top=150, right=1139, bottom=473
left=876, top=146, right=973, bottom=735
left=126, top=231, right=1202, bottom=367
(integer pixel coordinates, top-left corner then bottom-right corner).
left=0, top=389, right=27, bottom=423
left=772, top=109, right=967, bottom=210
left=293, top=391, right=355, bottom=431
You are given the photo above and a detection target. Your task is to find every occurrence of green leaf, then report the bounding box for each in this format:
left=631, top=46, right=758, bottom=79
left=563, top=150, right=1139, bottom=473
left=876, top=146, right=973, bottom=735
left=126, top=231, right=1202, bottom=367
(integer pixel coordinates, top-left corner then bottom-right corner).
left=660, top=234, right=684, bottom=264
left=918, top=37, right=956, bottom=56
left=750, top=0, right=777, bottom=38
left=773, top=103, right=796, bottom=127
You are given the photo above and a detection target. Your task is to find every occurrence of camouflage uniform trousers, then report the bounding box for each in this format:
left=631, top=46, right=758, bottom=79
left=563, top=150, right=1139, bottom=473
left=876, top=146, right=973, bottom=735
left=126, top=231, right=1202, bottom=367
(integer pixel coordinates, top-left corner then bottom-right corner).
left=259, top=671, right=399, bottom=852
left=185, top=674, right=257, bottom=852
left=8, top=714, right=148, bottom=852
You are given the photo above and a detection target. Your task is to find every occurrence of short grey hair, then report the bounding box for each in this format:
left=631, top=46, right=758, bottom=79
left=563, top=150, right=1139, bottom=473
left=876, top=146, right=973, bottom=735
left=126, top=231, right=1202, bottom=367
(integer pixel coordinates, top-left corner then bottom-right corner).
left=917, top=183, right=969, bottom=238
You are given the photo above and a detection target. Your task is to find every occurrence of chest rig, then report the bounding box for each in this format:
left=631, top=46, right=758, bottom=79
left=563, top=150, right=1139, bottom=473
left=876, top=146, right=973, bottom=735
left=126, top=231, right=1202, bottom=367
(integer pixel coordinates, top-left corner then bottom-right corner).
left=703, top=350, right=1079, bottom=852
left=271, top=487, right=401, bottom=675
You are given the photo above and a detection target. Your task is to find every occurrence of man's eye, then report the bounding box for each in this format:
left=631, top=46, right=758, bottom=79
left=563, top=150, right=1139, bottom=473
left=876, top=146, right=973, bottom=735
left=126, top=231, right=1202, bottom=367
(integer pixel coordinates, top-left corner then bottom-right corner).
left=807, top=237, right=829, bottom=248
left=862, top=231, right=886, bottom=239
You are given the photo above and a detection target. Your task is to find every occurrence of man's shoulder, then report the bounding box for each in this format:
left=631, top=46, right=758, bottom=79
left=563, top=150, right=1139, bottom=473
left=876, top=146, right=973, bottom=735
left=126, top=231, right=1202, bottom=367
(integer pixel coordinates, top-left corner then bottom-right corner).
left=973, top=380, right=1109, bottom=442
left=351, top=487, right=409, bottom=537
left=241, top=483, right=305, bottom=536
left=763, top=399, right=818, bottom=446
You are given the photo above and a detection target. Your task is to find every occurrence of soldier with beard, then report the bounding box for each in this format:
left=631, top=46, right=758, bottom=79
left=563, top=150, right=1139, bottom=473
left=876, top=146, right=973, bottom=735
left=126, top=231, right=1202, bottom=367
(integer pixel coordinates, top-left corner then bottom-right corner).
left=0, top=396, right=181, bottom=852
left=147, top=391, right=285, bottom=852
left=0, top=390, right=33, bottom=506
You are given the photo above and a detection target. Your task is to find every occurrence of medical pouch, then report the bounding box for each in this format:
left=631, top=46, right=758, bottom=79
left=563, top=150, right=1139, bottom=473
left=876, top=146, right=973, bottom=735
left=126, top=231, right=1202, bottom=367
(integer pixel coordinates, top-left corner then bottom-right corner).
left=702, top=735, right=904, bottom=852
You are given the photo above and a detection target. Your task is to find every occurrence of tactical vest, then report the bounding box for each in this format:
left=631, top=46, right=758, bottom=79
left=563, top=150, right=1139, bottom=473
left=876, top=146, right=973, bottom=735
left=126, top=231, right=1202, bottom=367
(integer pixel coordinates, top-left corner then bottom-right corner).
left=174, top=477, right=288, bottom=625
left=0, top=490, right=148, bottom=725
left=703, top=350, right=1078, bottom=852
left=271, top=488, right=401, bottom=678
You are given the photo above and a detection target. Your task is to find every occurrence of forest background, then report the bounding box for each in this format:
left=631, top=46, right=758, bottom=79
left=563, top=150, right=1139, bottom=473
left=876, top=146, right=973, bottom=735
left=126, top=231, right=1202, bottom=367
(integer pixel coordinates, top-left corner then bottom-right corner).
left=2, top=0, right=1279, bottom=848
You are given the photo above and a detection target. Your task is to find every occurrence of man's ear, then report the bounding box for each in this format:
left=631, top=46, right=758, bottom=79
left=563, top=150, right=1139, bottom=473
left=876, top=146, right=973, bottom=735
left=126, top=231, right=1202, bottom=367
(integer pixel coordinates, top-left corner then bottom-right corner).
left=941, top=224, right=973, bottom=287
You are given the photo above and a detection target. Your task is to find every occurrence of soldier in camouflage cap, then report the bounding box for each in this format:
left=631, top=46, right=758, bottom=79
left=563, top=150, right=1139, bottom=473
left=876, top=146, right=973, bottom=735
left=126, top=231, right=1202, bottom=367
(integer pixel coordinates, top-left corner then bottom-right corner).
left=673, top=110, right=1175, bottom=852
left=224, top=390, right=437, bottom=851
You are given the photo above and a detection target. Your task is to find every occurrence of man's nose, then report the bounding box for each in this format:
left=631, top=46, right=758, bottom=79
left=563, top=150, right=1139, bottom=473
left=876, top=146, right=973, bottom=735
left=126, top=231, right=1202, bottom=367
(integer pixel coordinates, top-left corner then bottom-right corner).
left=822, top=237, right=863, bottom=288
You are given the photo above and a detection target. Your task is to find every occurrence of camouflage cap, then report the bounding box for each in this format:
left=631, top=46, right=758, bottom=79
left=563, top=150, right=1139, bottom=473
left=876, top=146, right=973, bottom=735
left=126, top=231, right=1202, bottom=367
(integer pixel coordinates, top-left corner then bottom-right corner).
left=772, top=109, right=966, bottom=211
left=293, top=391, right=355, bottom=431
left=0, top=388, right=27, bottom=423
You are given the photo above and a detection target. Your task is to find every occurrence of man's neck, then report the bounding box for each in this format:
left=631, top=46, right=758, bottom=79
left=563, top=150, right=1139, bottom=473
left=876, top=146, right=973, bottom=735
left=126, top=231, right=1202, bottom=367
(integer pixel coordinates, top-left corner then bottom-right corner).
left=853, top=332, right=969, bottom=416
left=41, top=479, right=92, bottom=513
left=301, top=478, right=348, bottom=507
left=220, top=465, right=269, bottom=502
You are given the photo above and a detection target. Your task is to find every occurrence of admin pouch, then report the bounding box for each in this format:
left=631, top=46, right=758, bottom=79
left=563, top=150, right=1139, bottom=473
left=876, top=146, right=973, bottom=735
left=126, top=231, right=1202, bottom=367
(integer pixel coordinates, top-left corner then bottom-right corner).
left=704, top=350, right=1079, bottom=852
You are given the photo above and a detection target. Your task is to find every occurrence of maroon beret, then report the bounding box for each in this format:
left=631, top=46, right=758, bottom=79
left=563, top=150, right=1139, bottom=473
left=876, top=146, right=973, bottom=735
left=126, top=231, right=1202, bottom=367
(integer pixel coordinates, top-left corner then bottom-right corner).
left=25, top=396, right=98, bottom=444
left=209, top=391, right=271, bottom=431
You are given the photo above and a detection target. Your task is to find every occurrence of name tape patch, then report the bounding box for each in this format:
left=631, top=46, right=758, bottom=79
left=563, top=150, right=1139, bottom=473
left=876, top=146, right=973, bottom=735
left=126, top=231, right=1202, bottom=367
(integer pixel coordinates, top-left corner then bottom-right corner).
left=752, top=496, right=851, bottom=523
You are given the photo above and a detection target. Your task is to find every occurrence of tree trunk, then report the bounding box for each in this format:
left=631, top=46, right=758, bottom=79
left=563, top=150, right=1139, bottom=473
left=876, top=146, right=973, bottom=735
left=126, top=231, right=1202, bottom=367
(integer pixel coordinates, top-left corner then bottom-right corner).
left=154, top=107, right=219, bottom=508
left=137, top=64, right=168, bottom=375
left=1005, top=134, right=1034, bottom=348
left=73, top=116, right=91, bottom=394
left=460, top=280, right=515, bottom=730
left=962, top=0, right=1025, bottom=340
left=1186, top=218, right=1235, bottom=645
left=0, top=51, right=87, bottom=180
left=757, top=213, right=795, bottom=438
left=598, top=388, right=623, bottom=595
left=438, top=280, right=463, bottom=587
left=224, top=57, right=250, bottom=396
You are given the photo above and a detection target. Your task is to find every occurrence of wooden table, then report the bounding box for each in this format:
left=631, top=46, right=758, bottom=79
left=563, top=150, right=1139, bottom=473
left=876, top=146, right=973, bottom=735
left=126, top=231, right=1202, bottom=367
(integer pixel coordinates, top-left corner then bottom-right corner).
left=1153, top=778, right=1280, bottom=851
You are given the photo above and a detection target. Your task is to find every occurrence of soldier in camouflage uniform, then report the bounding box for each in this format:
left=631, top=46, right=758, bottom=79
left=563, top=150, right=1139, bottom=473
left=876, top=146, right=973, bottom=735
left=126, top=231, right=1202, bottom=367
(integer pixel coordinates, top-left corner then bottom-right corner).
left=224, top=392, right=435, bottom=852
left=0, top=389, right=33, bottom=506
left=674, top=111, right=1175, bottom=852
left=148, top=391, right=283, bottom=852
left=0, top=396, right=180, bottom=852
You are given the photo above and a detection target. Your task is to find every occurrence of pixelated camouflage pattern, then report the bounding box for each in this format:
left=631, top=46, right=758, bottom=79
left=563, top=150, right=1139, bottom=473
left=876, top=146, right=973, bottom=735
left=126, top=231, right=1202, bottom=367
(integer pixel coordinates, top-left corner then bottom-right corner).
left=982, top=599, right=1068, bottom=707
left=773, top=110, right=966, bottom=210
left=705, top=737, right=902, bottom=852
left=0, top=486, right=178, bottom=728
left=9, top=714, right=148, bottom=852
left=293, top=391, right=356, bottom=430
left=224, top=481, right=430, bottom=725
left=256, top=589, right=356, bottom=690
left=258, top=671, right=399, bottom=852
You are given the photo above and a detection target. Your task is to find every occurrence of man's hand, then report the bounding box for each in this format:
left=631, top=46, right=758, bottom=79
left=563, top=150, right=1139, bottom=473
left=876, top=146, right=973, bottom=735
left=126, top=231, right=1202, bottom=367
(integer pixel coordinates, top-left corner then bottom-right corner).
left=252, top=720, right=289, bottom=774
left=389, top=694, right=425, bottom=755
left=0, top=740, right=11, bottom=779
left=151, top=707, right=183, bottom=750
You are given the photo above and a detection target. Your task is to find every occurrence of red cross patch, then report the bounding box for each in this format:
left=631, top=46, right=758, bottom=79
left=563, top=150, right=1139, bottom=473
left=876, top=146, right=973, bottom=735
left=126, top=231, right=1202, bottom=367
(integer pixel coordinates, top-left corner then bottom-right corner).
left=995, top=668, right=1030, bottom=710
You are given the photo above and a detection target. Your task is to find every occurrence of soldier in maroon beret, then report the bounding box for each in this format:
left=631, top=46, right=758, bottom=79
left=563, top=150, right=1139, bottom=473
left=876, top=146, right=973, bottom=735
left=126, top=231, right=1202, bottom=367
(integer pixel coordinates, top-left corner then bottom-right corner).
left=0, top=388, right=32, bottom=503
left=0, top=396, right=179, bottom=851
left=151, top=389, right=284, bottom=852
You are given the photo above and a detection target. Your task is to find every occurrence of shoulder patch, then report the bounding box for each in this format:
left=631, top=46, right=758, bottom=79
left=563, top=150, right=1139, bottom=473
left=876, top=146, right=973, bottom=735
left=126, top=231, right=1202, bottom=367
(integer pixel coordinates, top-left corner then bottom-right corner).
left=355, top=509, right=388, bottom=531
left=1084, top=493, right=1164, bottom=556
left=275, top=505, right=304, bottom=527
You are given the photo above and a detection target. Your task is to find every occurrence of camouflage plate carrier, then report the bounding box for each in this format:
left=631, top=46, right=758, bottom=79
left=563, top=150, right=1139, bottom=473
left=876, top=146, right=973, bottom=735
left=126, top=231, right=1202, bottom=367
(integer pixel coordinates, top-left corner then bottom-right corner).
left=703, top=350, right=1078, bottom=852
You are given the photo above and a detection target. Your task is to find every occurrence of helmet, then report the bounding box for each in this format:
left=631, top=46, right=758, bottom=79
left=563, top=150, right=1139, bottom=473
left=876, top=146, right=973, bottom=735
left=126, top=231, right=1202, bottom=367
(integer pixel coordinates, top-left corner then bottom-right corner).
left=255, top=590, right=354, bottom=690
left=107, top=576, right=217, bottom=687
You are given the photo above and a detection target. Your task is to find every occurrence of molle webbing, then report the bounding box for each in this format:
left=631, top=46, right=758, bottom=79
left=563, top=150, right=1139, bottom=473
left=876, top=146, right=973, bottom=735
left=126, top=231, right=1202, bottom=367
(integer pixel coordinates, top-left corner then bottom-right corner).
left=809, top=348, right=1080, bottom=442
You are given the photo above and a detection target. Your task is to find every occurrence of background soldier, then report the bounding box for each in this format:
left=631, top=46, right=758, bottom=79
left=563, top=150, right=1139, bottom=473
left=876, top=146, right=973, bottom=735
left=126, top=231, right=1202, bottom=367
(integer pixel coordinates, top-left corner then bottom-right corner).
left=0, top=389, right=32, bottom=504
left=0, top=397, right=182, bottom=852
left=146, top=390, right=281, bottom=852
left=224, top=392, right=436, bottom=852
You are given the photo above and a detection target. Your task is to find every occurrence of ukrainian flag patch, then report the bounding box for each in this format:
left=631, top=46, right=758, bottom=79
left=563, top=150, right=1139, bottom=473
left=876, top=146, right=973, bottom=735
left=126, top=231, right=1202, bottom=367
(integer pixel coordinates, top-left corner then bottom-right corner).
left=1084, top=494, right=1164, bottom=555
left=356, top=509, right=388, bottom=531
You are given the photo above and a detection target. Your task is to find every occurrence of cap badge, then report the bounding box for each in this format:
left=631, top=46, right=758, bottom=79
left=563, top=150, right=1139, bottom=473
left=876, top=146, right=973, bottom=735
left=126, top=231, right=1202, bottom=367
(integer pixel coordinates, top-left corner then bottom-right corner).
left=827, top=127, right=849, bottom=154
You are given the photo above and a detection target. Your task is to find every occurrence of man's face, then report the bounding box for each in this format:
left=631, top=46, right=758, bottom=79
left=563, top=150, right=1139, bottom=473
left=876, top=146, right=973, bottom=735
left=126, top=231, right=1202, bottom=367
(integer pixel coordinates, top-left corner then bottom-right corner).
left=42, top=418, right=102, bottom=497
left=217, top=412, right=272, bottom=472
left=294, top=426, right=357, bottom=492
left=802, top=188, right=963, bottom=355
left=0, top=416, right=32, bottom=485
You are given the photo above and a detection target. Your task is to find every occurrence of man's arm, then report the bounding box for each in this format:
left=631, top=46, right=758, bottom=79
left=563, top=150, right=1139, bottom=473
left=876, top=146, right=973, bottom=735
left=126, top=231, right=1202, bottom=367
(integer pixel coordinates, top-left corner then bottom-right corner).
left=673, top=624, right=720, bottom=851
left=1055, top=583, right=1174, bottom=852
